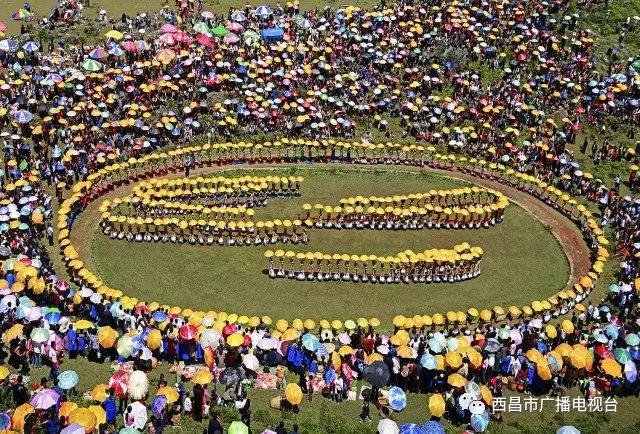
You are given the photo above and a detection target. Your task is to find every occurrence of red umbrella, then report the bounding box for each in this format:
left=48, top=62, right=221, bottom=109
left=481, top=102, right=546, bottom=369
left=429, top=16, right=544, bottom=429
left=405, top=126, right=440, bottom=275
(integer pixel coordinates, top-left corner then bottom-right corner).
left=158, top=33, right=176, bottom=45
left=242, top=334, right=252, bottom=347
left=109, top=371, right=128, bottom=398
left=196, top=34, right=214, bottom=47
left=179, top=325, right=197, bottom=340
left=135, top=305, right=149, bottom=314
left=222, top=324, right=237, bottom=337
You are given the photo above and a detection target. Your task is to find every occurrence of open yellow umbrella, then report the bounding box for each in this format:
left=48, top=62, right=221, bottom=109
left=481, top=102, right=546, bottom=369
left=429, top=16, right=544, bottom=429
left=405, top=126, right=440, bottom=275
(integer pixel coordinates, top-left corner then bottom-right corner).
left=157, top=386, right=180, bottom=403
left=445, top=352, right=463, bottom=369
left=12, top=403, right=34, bottom=432
left=90, top=384, right=109, bottom=402
left=338, top=345, right=355, bottom=356
left=480, top=385, right=493, bottom=406
left=193, top=370, right=214, bottom=385
left=74, top=320, right=94, bottom=330
left=569, top=346, right=588, bottom=368
left=428, top=393, right=445, bottom=417
left=226, top=333, right=244, bottom=347
left=447, top=373, right=467, bottom=388
left=545, top=324, right=557, bottom=339
left=4, top=324, right=24, bottom=343
left=69, top=408, right=97, bottom=431
left=59, top=401, right=78, bottom=418
left=601, top=359, right=622, bottom=378
left=526, top=349, right=544, bottom=365
left=555, top=343, right=572, bottom=358
left=537, top=362, right=552, bottom=380
left=561, top=320, right=574, bottom=334
left=89, top=405, right=107, bottom=426
left=285, top=383, right=303, bottom=405
left=98, top=326, right=117, bottom=348
left=396, top=345, right=414, bottom=359
left=0, top=365, right=9, bottom=380
left=147, top=329, right=162, bottom=350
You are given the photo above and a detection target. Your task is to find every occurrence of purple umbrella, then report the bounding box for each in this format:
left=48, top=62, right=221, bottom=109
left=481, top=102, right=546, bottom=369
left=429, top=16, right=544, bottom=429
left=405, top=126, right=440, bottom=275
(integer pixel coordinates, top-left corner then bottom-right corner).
left=30, top=388, right=60, bottom=409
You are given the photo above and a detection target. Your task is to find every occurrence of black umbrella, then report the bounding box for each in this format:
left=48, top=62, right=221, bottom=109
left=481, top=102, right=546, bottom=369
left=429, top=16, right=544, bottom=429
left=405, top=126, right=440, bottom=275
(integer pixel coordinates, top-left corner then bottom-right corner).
left=220, top=367, right=245, bottom=386
left=364, top=361, right=389, bottom=388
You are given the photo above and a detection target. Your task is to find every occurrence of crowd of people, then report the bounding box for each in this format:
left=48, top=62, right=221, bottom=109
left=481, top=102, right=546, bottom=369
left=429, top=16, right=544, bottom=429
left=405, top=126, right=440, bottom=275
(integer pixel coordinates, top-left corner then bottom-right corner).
left=0, top=0, right=637, bottom=432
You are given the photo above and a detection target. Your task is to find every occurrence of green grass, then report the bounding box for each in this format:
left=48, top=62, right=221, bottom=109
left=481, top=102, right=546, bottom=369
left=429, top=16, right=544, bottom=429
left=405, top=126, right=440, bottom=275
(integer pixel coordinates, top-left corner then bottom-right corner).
left=17, top=356, right=640, bottom=434
left=64, top=166, right=572, bottom=322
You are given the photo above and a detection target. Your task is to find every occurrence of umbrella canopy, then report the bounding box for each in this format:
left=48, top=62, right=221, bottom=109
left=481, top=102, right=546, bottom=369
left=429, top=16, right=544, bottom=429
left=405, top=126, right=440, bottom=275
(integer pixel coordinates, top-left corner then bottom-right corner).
left=364, top=361, right=389, bottom=388
left=228, top=421, right=249, bottom=434
left=285, top=383, right=303, bottom=405
left=127, top=370, right=149, bottom=399
left=429, top=393, right=446, bottom=417
left=58, top=370, right=79, bottom=390
left=82, top=59, right=103, bottom=72
left=30, top=389, right=59, bottom=409
left=387, top=386, right=407, bottom=411
left=220, top=367, right=245, bottom=386
left=421, top=421, right=446, bottom=434
left=377, top=418, right=399, bottom=434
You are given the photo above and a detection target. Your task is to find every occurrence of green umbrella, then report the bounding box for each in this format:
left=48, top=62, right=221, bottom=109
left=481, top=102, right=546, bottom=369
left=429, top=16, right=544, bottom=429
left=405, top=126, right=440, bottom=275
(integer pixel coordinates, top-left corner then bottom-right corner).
left=497, top=328, right=509, bottom=340
left=614, top=348, right=631, bottom=364
left=82, top=59, right=103, bottom=72
left=228, top=421, right=249, bottom=434
left=119, top=429, right=139, bottom=434
left=626, top=333, right=640, bottom=346
left=193, top=22, right=209, bottom=33
left=30, top=327, right=50, bottom=343
left=211, top=25, right=229, bottom=37
left=18, top=161, right=28, bottom=170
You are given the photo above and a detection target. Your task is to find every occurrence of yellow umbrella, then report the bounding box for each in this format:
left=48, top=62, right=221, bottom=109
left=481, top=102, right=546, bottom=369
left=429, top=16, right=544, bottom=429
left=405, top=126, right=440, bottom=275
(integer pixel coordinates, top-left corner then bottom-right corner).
left=447, top=373, right=467, bottom=388
left=445, top=352, right=463, bottom=369
left=192, top=370, right=214, bottom=385
left=12, top=403, right=34, bottom=432
left=276, top=319, right=288, bottom=332
left=396, top=345, right=414, bottom=359
left=147, top=329, right=162, bottom=350
left=428, top=393, right=445, bottom=417
left=282, top=328, right=300, bottom=341
left=367, top=353, right=384, bottom=364
left=69, top=408, right=97, bottom=431
left=98, top=326, right=117, bottom=348
left=569, top=346, right=588, bottom=368
left=0, top=365, right=9, bottom=380
left=338, top=345, right=355, bottom=356
left=226, top=333, right=244, bottom=347
left=90, top=384, right=109, bottom=402
left=545, top=325, right=557, bottom=339
left=480, top=385, right=493, bottom=406
left=157, top=386, right=180, bottom=403
left=526, top=349, right=544, bottom=365
left=555, top=343, right=573, bottom=358
left=59, top=401, right=78, bottom=418
left=4, top=324, right=24, bottom=343
left=285, top=383, right=303, bottom=405
left=561, top=320, right=574, bottom=334
left=74, top=320, right=94, bottom=330
left=89, top=405, right=107, bottom=426
left=601, top=359, right=622, bottom=378
left=537, top=362, right=552, bottom=380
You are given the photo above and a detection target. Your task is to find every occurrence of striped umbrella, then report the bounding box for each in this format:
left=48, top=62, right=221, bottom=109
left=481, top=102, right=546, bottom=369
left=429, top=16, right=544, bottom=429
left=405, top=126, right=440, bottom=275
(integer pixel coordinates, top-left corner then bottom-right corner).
left=88, top=47, right=108, bottom=59
left=255, top=5, right=272, bottom=16
left=81, top=59, right=103, bottom=72
left=22, top=41, right=39, bottom=52
left=0, top=39, right=16, bottom=52
left=14, top=110, right=32, bottom=124
left=11, top=9, right=31, bottom=20
left=231, top=12, right=246, bottom=21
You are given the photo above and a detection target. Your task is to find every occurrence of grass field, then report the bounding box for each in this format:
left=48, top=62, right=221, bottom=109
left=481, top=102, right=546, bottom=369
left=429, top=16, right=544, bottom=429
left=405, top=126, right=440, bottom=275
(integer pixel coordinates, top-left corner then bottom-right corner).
left=62, top=166, right=572, bottom=322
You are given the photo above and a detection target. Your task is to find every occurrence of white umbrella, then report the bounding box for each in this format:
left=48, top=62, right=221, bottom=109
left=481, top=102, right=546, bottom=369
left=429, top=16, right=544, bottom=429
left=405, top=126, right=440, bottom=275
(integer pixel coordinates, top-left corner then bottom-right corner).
left=199, top=329, right=221, bottom=350
left=242, top=354, right=260, bottom=371
left=377, top=418, right=399, bottom=434
left=257, top=337, right=277, bottom=350
left=61, top=424, right=86, bottom=434
left=127, top=401, right=148, bottom=430
left=201, top=315, right=215, bottom=328
left=127, top=370, right=149, bottom=400
left=78, top=287, right=94, bottom=298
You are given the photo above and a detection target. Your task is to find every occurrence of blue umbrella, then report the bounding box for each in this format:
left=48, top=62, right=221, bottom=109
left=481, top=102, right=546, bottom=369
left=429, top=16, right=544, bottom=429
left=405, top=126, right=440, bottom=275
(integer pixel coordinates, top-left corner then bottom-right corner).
left=22, top=41, right=40, bottom=52
left=471, top=411, right=490, bottom=432
left=14, top=109, right=33, bottom=124
left=0, top=39, right=17, bottom=52
left=399, top=423, right=422, bottom=434
left=230, top=11, right=246, bottom=21
left=262, top=27, right=284, bottom=41
left=421, top=421, right=446, bottom=434
left=557, top=427, right=581, bottom=434
left=108, top=46, right=124, bottom=56
left=316, top=343, right=328, bottom=356
left=536, top=341, right=548, bottom=354
left=44, top=311, right=62, bottom=325
left=302, top=332, right=319, bottom=351
left=0, top=412, right=11, bottom=430
left=420, top=353, right=438, bottom=370
left=624, top=360, right=637, bottom=383
left=605, top=324, right=619, bottom=340
left=110, top=302, right=122, bottom=317
left=388, top=386, right=407, bottom=411
left=255, top=5, right=272, bottom=16
left=58, top=370, right=79, bottom=390
left=608, top=284, right=620, bottom=293
left=428, top=338, right=443, bottom=353
left=152, top=311, right=168, bottom=322
left=152, top=394, right=167, bottom=417
left=630, top=348, right=640, bottom=361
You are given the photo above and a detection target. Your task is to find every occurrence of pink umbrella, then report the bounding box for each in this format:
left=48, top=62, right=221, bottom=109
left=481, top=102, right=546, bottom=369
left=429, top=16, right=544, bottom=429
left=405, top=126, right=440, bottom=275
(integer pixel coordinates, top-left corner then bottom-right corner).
left=121, top=41, right=137, bottom=52
left=338, top=332, right=351, bottom=345
left=158, top=33, right=176, bottom=45
left=201, top=11, right=214, bottom=19
left=223, top=33, right=240, bottom=44
left=174, top=31, right=192, bottom=44
left=509, top=329, right=522, bottom=345
left=0, top=22, right=7, bottom=33
left=196, top=34, right=214, bottom=47
left=161, top=23, right=177, bottom=33
left=109, top=371, right=128, bottom=398
left=226, top=22, right=244, bottom=33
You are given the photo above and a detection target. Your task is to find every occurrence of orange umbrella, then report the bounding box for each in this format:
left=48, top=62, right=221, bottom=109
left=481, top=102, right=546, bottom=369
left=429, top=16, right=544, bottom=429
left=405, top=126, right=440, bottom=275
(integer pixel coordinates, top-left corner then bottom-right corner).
left=601, top=359, right=622, bottom=378
left=90, top=384, right=109, bottom=402
left=12, top=403, right=34, bottom=432
left=447, top=373, right=467, bottom=388
left=69, top=408, right=97, bottom=432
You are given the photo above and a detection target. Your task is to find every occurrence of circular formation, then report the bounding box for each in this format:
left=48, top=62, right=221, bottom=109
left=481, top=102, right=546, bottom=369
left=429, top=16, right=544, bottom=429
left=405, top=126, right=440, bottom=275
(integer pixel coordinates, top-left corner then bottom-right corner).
left=57, top=141, right=603, bottom=328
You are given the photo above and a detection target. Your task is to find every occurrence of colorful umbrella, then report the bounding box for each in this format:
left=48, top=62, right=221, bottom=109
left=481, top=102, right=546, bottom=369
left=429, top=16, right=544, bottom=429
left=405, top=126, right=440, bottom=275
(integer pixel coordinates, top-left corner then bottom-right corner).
left=81, top=59, right=103, bottom=72
left=388, top=386, right=406, bottom=411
